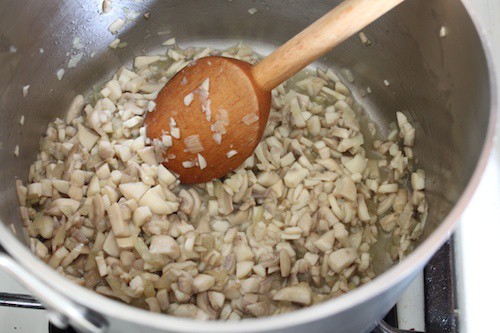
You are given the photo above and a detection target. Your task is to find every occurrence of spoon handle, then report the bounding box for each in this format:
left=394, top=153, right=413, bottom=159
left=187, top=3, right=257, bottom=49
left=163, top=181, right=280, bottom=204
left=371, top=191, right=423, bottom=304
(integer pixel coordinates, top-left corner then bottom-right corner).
left=252, top=0, right=404, bottom=91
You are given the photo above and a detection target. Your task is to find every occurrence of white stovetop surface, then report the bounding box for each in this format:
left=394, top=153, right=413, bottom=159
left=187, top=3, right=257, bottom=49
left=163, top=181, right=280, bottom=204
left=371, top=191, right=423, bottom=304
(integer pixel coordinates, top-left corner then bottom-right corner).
left=454, top=1, right=500, bottom=332
left=1, top=1, right=499, bottom=332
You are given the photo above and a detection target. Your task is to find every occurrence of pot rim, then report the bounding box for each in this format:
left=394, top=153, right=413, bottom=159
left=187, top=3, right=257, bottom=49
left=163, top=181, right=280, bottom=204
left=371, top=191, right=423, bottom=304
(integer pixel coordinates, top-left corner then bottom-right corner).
left=0, top=0, right=496, bottom=331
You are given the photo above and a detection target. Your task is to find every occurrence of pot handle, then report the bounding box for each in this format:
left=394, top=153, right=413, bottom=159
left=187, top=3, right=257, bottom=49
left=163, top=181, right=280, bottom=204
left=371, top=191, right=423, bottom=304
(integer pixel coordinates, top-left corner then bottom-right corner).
left=374, top=320, right=426, bottom=333
left=0, top=252, right=109, bottom=333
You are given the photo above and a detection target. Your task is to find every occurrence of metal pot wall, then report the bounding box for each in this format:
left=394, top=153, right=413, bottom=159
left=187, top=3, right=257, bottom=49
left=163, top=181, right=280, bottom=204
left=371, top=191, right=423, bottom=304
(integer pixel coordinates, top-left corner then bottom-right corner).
left=0, top=0, right=495, bottom=332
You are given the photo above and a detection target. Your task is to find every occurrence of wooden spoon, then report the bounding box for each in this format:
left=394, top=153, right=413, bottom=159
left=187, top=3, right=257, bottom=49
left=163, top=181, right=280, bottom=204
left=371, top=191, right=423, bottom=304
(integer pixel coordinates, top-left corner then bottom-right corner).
left=146, top=0, right=404, bottom=184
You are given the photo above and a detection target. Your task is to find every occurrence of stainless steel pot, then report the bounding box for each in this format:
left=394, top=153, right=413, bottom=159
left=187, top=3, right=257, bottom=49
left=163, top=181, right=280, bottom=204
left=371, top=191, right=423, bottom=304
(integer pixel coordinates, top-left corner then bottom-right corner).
left=0, top=0, right=496, bottom=332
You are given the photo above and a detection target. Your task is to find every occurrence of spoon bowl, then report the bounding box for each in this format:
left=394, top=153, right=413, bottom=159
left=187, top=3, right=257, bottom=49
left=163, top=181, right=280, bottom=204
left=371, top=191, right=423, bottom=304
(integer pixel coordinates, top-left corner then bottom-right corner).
left=145, top=56, right=271, bottom=183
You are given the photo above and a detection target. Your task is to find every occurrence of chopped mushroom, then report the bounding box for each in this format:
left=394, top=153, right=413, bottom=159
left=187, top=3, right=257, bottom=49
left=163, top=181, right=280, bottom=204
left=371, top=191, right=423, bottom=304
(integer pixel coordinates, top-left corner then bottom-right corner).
left=77, top=124, right=99, bottom=150
left=328, top=248, right=358, bottom=273
left=119, top=182, right=150, bottom=202
left=411, top=170, right=426, bottom=190
left=132, top=206, right=152, bottom=227
left=45, top=198, right=80, bottom=216
left=193, top=274, right=215, bottom=292
left=21, top=44, right=427, bottom=320
left=107, top=203, right=130, bottom=237
left=333, top=176, right=357, bottom=201
left=273, top=285, right=311, bottom=305
left=139, top=186, right=179, bottom=215
left=149, top=235, right=180, bottom=258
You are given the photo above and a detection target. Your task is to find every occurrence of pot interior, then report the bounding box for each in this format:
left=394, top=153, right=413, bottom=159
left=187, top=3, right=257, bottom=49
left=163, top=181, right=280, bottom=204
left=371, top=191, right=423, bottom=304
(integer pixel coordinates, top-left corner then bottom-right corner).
left=0, top=0, right=491, bottom=307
